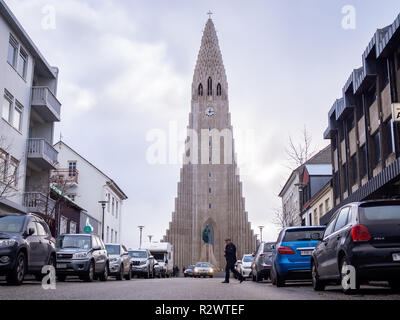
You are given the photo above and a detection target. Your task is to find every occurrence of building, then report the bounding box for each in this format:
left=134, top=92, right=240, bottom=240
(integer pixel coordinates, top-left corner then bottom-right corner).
left=0, top=0, right=61, bottom=215
left=53, top=141, right=128, bottom=243
left=163, top=18, right=255, bottom=270
left=299, top=164, right=333, bottom=226
left=322, top=13, right=400, bottom=224
left=279, top=146, right=331, bottom=227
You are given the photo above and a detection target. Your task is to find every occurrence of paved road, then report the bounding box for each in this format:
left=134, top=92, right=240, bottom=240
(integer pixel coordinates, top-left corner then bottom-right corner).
left=0, top=276, right=399, bottom=300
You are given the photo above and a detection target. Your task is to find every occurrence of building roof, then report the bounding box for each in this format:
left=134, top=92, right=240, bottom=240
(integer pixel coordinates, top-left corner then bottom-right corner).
left=54, top=141, right=128, bottom=200
left=279, top=145, right=332, bottom=197
left=305, top=164, right=332, bottom=176
left=50, top=184, right=86, bottom=211
left=0, top=0, right=57, bottom=79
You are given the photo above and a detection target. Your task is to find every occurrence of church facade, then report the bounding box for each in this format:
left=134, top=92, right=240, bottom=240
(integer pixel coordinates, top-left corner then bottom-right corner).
left=163, top=18, right=255, bottom=270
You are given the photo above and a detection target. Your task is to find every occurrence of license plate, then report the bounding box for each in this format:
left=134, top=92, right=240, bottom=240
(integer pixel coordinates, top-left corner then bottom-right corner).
left=57, top=263, right=67, bottom=269
left=393, top=253, right=400, bottom=262
left=300, top=251, right=313, bottom=256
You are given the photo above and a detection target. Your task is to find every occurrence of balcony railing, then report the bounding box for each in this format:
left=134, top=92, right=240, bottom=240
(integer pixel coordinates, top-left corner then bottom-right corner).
left=24, top=192, right=56, bottom=216
left=51, top=169, right=79, bottom=185
left=27, top=138, right=58, bottom=169
left=31, top=86, right=61, bottom=122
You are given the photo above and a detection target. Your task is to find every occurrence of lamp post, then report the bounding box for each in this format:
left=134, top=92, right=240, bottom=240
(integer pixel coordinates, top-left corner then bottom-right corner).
left=148, top=235, right=153, bottom=243
left=98, top=200, right=108, bottom=241
left=258, top=226, right=265, bottom=243
left=138, top=226, right=145, bottom=249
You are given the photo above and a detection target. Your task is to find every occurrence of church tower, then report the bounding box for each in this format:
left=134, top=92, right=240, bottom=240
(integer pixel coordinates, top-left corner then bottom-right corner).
left=164, top=18, right=255, bottom=269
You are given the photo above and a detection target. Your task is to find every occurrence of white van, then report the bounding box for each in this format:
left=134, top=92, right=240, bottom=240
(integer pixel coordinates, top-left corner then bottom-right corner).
left=141, top=242, right=173, bottom=277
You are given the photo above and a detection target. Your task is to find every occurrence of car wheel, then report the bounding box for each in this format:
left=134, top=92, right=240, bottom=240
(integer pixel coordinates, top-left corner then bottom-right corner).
left=6, top=252, right=26, bottom=286
left=84, top=261, right=95, bottom=282
left=340, top=256, right=359, bottom=294
left=272, top=264, right=285, bottom=287
left=256, top=272, right=262, bottom=282
left=125, top=267, right=132, bottom=280
left=100, top=263, right=109, bottom=281
left=116, top=264, right=124, bottom=281
left=252, top=271, right=256, bottom=282
left=389, top=279, right=400, bottom=292
left=312, top=261, right=325, bottom=291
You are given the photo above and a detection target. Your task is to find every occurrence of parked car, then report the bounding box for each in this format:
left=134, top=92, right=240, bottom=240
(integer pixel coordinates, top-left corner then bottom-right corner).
left=128, top=249, right=155, bottom=278
left=238, top=254, right=254, bottom=280
left=193, top=262, right=214, bottom=278
left=234, top=260, right=242, bottom=279
left=153, top=261, right=162, bottom=278
left=0, top=213, right=56, bottom=285
left=270, top=226, right=326, bottom=287
left=184, top=265, right=195, bottom=277
left=252, top=242, right=275, bottom=282
left=105, top=243, right=132, bottom=280
left=311, top=200, right=400, bottom=294
left=56, top=234, right=109, bottom=282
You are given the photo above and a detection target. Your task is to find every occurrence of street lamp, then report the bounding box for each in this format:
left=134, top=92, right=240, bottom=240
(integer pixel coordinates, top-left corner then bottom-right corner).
left=98, top=200, right=109, bottom=241
left=258, top=226, right=265, bottom=243
left=148, top=235, right=153, bottom=243
left=138, top=226, right=145, bottom=249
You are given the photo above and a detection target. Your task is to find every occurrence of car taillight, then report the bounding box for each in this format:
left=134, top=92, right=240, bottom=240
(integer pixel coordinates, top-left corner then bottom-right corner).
left=278, top=246, right=295, bottom=255
left=351, top=225, right=372, bottom=242
left=259, top=253, right=264, bottom=257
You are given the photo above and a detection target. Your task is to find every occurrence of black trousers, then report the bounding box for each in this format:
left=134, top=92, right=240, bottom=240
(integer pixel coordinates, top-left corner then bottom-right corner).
left=225, top=261, right=243, bottom=282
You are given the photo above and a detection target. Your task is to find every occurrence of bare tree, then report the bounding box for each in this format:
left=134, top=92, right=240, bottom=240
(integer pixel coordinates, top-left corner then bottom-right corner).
left=273, top=206, right=298, bottom=229
left=285, top=126, right=315, bottom=169
left=0, top=136, right=22, bottom=201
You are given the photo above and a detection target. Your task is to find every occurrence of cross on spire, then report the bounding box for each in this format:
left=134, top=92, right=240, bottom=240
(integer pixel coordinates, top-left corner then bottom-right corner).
left=207, top=11, right=213, bottom=19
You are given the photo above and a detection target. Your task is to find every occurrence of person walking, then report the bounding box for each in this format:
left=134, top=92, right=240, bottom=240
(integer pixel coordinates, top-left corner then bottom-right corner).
left=222, top=238, right=244, bottom=284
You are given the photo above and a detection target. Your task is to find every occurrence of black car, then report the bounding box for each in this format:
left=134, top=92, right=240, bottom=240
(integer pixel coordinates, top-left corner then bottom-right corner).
left=0, top=213, right=56, bottom=285
left=56, top=234, right=109, bottom=282
left=311, top=200, right=400, bottom=294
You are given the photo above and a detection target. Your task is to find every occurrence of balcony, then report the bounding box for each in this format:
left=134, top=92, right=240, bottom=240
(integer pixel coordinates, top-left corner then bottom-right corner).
left=27, top=138, right=58, bottom=169
left=24, top=192, right=55, bottom=216
left=50, top=169, right=79, bottom=186
left=31, top=86, right=61, bottom=122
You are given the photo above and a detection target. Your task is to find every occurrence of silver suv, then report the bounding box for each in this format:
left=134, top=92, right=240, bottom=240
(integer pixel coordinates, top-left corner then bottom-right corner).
left=128, top=249, right=155, bottom=278
left=105, top=244, right=132, bottom=281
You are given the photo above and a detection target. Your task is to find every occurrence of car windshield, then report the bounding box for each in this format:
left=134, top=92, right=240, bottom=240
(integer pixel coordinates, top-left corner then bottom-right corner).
left=243, top=255, right=253, bottom=262
left=360, top=205, right=400, bottom=223
left=106, top=245, right=120, bottom=255
left=196, top=263, right=211, bottom=268
left=283, top=228, right=325, bottom=242
left=188, top=265, right=194, bottom=270
left=153, top=253, right=165, bottom=262
left=0, top=215, right=25, bottom=233
left=129, top=251, right=147, bottom=259
left=263, top=243, right=275, bottom=252
left=56, top=235, right=91, bottom=250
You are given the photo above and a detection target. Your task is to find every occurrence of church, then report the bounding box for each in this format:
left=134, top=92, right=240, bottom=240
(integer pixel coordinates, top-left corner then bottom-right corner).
left=163, top=17, right=255, bottom=270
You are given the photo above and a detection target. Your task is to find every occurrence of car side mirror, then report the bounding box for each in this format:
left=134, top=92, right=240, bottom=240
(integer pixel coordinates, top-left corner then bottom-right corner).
left=93, top=245, right=101, bottom=251
left=149, top=256, right=154, bottom=260
left=26, top=227, right=35, bottom=237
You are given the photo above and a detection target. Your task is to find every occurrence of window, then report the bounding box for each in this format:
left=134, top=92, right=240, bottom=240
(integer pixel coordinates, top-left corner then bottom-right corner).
left=341, top=164, right=348, bottom=193
left=112, top=197, right=115, bottom=216
left=323, top=216, right=336, bottom=238
left=319, top=204, right=324, bottom=217
left=7, top=35, right=18, bottom=67
left=313, top=209, right=318, bottom=226
left=107, top=226, right=109, bottom=243
left=325, top=199, right=330, bottom=213
left=36, top=222, right=46, bottom=236
left=0, top=150, right=7, bottom=182
left=207, top=77, right=212, bottom=96
left=198, top=83, right=203, bottom=96
left=13, top=102, right=22, bottom=131
left=116, top=201, right=119, bottom=219
left=309, top=212, right=312, bottom=226
left=208, top=172, right=211, bottom=178
left=2, top=92, right=12, bottom=123
left=334, top=207, right=350, bottom=232
left=27, top=220, right=38, bottom=236
left=373, top=131, right=381, bottom=167
left=17, top=49, right=27, bottom=79
left=383, top=120, right=394, bottom=156
left=209, top=203, right=212, bottom=209
left=68, top=161, right=77, bottom=177
left=366, top=85, right=377, bottom=107
left=347, top=114, right=355, bottom=130
left=115, top=231, right=118, bottom=243
left=216, top=83, right=222, bottom=96
left=359, top=145, right=367, bottom=178
left=111, top=229, right=114, bottom=243
left=351, top=155, right=358, bottom=186
left=9, top=158, right=18, bottom=187
left=107, top=193, right=110, bottom=212
left=60, top=216, right=68, bottom=235
left=209, top=188, right=212, bottom=194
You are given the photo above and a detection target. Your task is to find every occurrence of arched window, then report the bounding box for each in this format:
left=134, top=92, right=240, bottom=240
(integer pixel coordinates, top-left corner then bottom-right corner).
left=198, top=83, right=203, bottom=96
left=217, top=83, right=222, bottom=96
left=207, top=77, right=212, bottom=96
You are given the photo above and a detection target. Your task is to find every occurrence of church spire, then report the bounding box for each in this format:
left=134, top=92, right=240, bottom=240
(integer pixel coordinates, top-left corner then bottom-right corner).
left=193, top=18, right=227, bottom=93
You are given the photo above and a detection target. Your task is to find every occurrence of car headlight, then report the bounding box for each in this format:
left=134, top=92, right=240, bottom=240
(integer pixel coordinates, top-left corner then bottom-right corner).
left=73, top=252, right=89, bottom=259
left=139, top=260, right=147, bottom=266
left=194, top=268, right=199, bottom=273
left=0, top=239, right=16, bottom=248
left=110, top=257, right=119, bottom=263
left=209, top=268, right=214, bottom=273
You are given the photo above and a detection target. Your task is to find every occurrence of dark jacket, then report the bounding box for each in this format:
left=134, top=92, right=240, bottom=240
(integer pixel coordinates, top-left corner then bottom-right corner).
left=225, top=243, right=237, bottom=263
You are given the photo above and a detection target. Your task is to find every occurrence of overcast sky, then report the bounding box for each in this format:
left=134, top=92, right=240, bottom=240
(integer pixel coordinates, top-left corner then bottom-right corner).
left=6, top=0, right=400, bottom=248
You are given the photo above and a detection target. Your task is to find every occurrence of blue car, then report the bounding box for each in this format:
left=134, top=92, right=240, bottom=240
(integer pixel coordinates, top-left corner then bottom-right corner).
left=270, top=226, right=326, bottom=287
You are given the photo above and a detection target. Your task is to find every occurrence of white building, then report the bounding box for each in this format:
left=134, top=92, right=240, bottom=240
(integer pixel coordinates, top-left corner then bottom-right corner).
left=53, top=141, right=128, bottom=243
left=0, top=0, right=61, bottom=215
